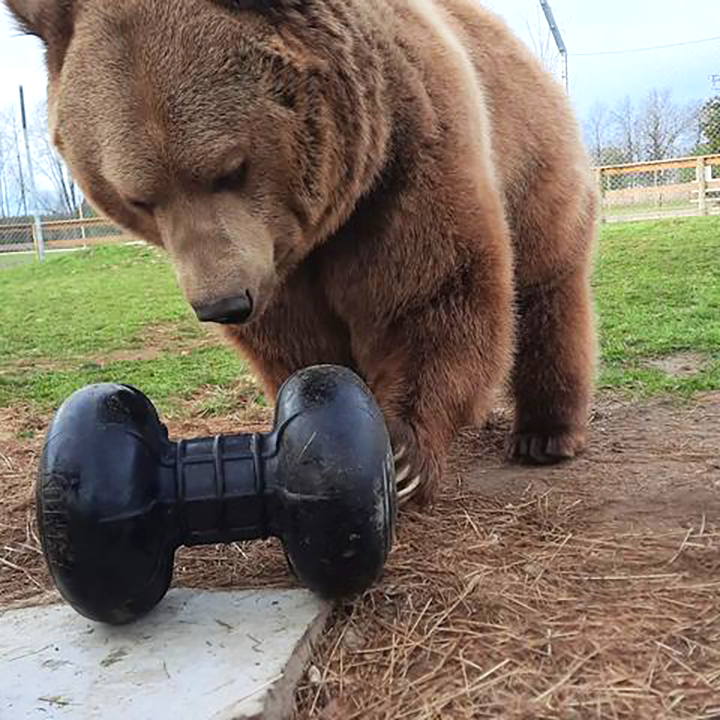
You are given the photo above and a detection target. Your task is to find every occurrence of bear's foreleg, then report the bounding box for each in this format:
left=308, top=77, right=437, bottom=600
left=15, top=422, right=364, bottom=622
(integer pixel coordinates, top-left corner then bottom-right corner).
left=352, top=254, right=514, bottom=506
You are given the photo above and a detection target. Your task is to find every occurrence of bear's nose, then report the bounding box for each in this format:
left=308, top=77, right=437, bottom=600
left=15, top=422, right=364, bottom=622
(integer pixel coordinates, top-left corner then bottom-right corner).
left=193, top=293, right=253, bottom=324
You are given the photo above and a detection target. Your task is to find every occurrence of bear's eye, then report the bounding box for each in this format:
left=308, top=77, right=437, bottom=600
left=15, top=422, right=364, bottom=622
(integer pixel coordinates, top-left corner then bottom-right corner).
left=212, top=161, right=248, bottom=194
left=128, top=199, right=154, bottom=214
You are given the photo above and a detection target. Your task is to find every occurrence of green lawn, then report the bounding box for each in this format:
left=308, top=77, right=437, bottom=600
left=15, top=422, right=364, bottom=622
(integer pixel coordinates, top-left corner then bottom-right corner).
left=601, top=198, right=698, bottom=218
left=0, top=217, right=718, bottom=416
left=593, top=217, right=720, bottom=397
left=0, top=244, right=250, bottom=414
left=0, top=244, right=198, bottom=361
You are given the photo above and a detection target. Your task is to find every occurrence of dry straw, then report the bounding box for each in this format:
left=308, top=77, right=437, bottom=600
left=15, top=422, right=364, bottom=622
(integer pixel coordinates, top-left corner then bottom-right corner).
left=292, top=477, right=720, bottom=719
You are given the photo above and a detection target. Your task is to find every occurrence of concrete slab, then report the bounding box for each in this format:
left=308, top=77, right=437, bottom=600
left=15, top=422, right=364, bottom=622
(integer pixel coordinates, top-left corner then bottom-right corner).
left=0, top=589, right=329, bottom=720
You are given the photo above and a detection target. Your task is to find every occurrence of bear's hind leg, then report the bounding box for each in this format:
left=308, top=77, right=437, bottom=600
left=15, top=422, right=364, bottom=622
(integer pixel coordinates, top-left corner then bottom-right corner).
left=508, top=264, right=597, bottom=465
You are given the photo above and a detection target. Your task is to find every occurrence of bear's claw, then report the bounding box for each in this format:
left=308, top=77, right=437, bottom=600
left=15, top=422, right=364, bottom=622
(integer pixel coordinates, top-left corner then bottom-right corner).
left=397, top=474, right=422, bottom=502
left=392, top=444, right=422, bottom=505
left=506, top=430, right=583, bottom=465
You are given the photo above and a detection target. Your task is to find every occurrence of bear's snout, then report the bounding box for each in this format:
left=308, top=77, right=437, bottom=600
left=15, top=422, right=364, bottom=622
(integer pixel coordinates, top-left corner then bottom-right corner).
left=192, top=292, right=253, bottom=325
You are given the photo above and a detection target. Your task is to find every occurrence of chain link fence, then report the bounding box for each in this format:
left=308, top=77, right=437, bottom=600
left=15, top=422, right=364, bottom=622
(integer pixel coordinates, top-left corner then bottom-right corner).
left=589, top=97, right=720, bottom=222
left=0, top=208, right=131, bottom=268
left=594, top=154, right=720, bottom=224
left=572, top=25, right=720, bottom=222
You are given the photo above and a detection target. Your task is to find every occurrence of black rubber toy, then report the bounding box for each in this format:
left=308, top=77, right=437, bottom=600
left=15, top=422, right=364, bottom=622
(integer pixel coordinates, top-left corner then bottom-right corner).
left=36, top=365, right=397, bottom=625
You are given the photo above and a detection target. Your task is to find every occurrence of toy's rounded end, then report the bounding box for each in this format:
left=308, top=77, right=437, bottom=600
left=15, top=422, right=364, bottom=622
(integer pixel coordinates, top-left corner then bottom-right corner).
left=36, top=383, right=174, bottom=624
left=273, top=365, right=397, bottom=599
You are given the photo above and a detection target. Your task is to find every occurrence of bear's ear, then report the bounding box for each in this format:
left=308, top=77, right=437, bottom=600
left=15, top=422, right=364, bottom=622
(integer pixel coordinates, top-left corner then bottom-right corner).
left=4, top=0, right=76, bottom=73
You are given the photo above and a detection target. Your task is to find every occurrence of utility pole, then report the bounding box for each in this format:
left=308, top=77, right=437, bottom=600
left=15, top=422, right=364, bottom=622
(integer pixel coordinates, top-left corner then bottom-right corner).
left=13, top=119, right=28, bottom=217
left=0, top=169, right=6, bottom=218
left=0, top=147, right=6, bottom=217
left=539, top=0, right=569, bottom=94
left=19, top=85, right=45, bottom=261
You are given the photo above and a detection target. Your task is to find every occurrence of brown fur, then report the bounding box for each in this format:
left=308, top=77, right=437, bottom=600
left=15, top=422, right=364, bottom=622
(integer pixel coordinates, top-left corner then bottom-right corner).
left=6, top=0, right=598, bottom=504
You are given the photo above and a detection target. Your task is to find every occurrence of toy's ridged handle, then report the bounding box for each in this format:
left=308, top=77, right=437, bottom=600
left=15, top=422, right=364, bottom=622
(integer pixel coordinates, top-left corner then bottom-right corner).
left=170, top=432, right=266, bottom=545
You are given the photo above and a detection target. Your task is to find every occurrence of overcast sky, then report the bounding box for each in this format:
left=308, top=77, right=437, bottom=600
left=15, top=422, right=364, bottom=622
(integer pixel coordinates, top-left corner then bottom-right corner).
left=1, top=0, right=719, bottom=123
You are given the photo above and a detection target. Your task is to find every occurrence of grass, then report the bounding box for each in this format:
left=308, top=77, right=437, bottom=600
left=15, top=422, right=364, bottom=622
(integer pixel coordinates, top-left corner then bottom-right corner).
left=593, top=217, right=720, bottom=397
left=0, top=244, right=201, bottom=361
left=0, top=347, right=247, bottom=413
left=0, top=218, right=718, bottom=415
left=0, top=244, right=249, bottom=415
left=0, top=247, right=95, bottom=268
left=601, top=198, right=698, bottom=217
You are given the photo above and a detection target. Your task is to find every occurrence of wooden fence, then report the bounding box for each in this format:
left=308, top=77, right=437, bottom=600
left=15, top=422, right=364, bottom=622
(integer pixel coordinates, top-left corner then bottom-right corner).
left=596, top=154, right=720, bottom=223
left=0, top=216, right=131, bottom=255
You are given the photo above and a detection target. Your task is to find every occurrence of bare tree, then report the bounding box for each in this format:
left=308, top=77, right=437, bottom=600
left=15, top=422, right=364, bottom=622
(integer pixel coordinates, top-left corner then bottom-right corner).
left=637, top=89, right=698, bottom=161
left=0, top=108, right=11, bottom=217
left=29, top=99, right=81, bottom=215
left=524, top=6, right=561, bottom=80
left=0, top=99, right=84, bottom=218
left=611, top=96, right=640, bottom=164
left=584, top=102, right=611, bottom=165
left=0, top=104, right=29, bottom=217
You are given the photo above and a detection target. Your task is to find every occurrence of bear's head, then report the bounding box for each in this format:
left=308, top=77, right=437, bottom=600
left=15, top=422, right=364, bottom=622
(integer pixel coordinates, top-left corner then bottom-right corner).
left=5, top=0, right=367, bottom=325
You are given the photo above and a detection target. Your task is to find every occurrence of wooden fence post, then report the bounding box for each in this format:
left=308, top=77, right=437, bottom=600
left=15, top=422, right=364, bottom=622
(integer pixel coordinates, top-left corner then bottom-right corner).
left=30, top=221, right=37, bottom=257
left=79, top=203, right=87, bottom=247
left=697, top=157, right=708, bottom=216
left=594, top=168, right=605, bottom=223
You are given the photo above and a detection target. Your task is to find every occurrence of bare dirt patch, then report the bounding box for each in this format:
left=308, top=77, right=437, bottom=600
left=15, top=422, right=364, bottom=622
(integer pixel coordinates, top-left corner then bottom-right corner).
left=644, top=352, right=710, bottom=378
left=456, top=393, right=720, bottom=533
left=0, top=405, right=48, bottom=607
left=167, top=378, right=273, bottom=433
left=2, top=395, right=719, bottom=718
left=94, top=323, right=223, bottom=364
left=1, top=321, right=224, bottom=375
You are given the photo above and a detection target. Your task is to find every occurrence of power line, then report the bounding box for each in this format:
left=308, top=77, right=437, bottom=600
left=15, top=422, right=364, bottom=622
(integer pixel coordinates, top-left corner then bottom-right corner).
left=574, top=34, right=720, bottom=58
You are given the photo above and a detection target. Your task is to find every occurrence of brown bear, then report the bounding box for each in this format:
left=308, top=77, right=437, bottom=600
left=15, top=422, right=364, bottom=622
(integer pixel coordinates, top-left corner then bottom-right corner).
left=6, top=0, right=598, bottom=505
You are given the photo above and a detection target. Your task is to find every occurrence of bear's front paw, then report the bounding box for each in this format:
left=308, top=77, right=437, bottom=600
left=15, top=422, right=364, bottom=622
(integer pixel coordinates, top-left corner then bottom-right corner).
left=506, top=427, right=586, bottom=466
